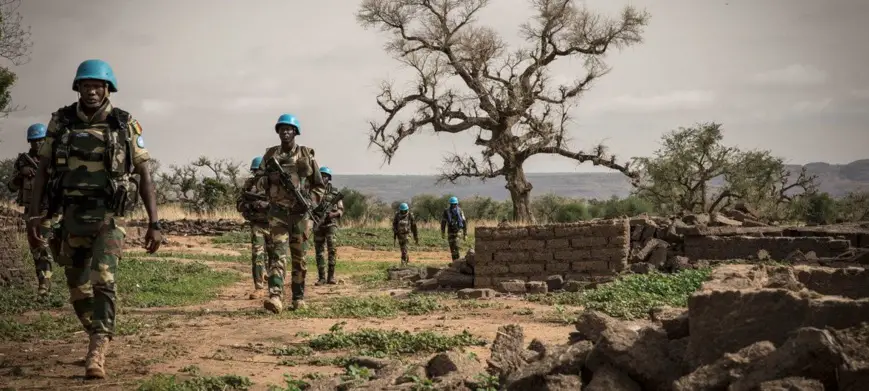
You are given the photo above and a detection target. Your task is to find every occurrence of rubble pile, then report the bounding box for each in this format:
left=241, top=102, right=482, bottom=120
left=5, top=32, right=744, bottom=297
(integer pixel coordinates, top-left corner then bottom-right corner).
left=322, top=264, right=869, bottom=390
left=387, top=250, right=477, bottom=291
left=129, top=218, right=245, bottom=236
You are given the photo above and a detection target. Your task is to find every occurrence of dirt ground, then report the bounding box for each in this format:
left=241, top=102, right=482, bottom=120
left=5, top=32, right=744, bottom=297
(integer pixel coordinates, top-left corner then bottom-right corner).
left=0, top=235, right=602, bottom=391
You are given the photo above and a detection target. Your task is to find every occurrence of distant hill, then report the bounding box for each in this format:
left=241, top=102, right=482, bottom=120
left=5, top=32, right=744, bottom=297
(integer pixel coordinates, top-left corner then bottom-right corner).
left=335, top=159, right=869, bottom=202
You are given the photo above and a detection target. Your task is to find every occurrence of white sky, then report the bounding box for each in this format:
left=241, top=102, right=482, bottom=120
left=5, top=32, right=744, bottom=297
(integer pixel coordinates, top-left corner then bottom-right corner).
left=1, top=0, right=867, bottom=174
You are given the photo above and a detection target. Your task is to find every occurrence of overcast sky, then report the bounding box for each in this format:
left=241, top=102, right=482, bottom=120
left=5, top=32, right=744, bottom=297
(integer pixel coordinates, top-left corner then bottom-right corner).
left=0, top=0, right=867, bottom=175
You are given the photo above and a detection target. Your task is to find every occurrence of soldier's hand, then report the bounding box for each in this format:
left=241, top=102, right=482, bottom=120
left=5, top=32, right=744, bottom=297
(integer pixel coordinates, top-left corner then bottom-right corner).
left=144, top=228, right=162, bottom=254
left=21, top=166, right=36, bottom=178
left=26, top=218, right=45, bottom=248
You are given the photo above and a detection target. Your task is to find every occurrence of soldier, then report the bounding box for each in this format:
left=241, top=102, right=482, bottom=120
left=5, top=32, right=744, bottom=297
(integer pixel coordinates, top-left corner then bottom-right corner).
left=6, top=123, right=56, bottom=298
left=440, top=196, right=467, bottom=261
left=26, top=59, right=162, bottom=379
left=313, top=166, right=344, bottom=286
left=260, top=113, right=326, bottom=314
left=392, top=202, right=419, bottom=265
left=236, top=156, right=273, bottom=299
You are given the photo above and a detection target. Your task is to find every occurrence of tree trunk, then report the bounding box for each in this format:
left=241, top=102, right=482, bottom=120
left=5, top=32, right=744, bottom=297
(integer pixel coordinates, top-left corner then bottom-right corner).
left=505, top=165, right=535, bottom=223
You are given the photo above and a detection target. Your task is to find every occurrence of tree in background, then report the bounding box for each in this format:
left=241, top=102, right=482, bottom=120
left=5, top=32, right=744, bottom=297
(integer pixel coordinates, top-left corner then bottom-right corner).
left=0, top=0, right=31, bottom=119
left=357, top=0, right=649, bottom=222
left=632, top=122, right=818, bottom=220
left=156, top=156, right=242, bottom=213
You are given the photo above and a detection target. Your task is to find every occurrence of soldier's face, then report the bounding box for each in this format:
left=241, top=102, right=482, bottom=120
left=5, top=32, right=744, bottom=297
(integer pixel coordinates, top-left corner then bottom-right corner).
left=78, top=80, right=107, bottom=108
left=29, top=139, right=43, bottom=151
left=322, top=174, right=331, bottom=185
left=276, top=125, right=297, bottom=143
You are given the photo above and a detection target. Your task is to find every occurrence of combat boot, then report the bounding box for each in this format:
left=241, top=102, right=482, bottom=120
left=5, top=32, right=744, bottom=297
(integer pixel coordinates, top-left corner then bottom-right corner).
left=314, top=266, right=327, bottom=286
left=263, top=295, right=283, bottom=314
left=326, top=266, right=337, bottom=285
left=85, top=333, right=110, bottom=379
left=37, top=280, right=51, bottom=298
left=292, top=300, right=307, bottom=311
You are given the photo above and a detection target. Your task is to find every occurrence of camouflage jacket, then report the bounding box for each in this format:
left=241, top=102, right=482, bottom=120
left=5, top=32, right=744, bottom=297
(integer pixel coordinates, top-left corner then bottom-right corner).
left=393, top=211, right=418, bottom=239
left=261, top=143, right=326, bottom=213
left=7, top=151, right=42, bottom=211
left=236, top=174, right=269, bottom=224
left=319, top=184, right=344, bottom=227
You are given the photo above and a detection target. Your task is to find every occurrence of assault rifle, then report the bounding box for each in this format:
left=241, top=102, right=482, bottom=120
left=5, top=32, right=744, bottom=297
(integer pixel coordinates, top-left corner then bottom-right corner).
left=17, top=153, right=38, bottom=169
left=264, top=157, right=343, bottom=231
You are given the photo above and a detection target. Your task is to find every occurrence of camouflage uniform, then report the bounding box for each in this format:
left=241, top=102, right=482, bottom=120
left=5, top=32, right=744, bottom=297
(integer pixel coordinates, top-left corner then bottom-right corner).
left=393, top=211, right=418, bottom=265
left=236, top=174, right=273, bottom=293
left=262, top=144, right=326, bottom=310
left=38, top=100, right=147, bottom=339
left=440, top=206, right=467, bottom=261
left=7, top=151, right=57, bottom=296
left=314, top=184, right=344, bottom=285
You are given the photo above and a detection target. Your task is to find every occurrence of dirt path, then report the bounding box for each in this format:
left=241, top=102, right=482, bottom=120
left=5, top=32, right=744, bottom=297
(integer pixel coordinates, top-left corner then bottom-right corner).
left=0, top=236, right=584, bottom=390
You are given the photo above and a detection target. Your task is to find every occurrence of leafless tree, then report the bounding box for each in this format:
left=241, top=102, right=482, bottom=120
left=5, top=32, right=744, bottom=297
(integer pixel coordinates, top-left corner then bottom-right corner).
left=357, top=0, right=649, bottom=222
left=0, top=0, right=32, bottom=118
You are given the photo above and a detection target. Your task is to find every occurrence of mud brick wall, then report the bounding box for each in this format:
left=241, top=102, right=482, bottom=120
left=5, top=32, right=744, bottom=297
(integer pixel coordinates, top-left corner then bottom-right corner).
left=683, top=235, right=851, bottom=260
left=473, top=219, right=630, bottom=288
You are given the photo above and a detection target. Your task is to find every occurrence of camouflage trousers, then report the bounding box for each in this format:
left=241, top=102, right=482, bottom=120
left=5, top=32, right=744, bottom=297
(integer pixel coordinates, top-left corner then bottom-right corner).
left=267, top=207, right=308, bottom=301
left=56, top=205, right=125, bottom=338
left=447, top=231, right=461, bottom=261
left=397, top=233, right=409, bottom=265
left=250, top=222, right=274, bottom=290
left=314, top=225, right=337, bottom=272
left=23, top=214, right=55, bottom=294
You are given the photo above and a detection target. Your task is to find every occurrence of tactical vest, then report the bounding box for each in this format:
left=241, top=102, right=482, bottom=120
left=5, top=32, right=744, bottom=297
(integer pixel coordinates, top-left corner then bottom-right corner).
left=12, top=153, right=37, bottom=207
left=445, top=207, right=465, bottom=230
left=263, top=144, right=314, bottom=208
left=395, top=212, right=411, bottom=234
left=239, top=175, right=269, bottom=224
left=321, top=185, right=341, bottom=227
left=50, top=104, right=134, bottom=199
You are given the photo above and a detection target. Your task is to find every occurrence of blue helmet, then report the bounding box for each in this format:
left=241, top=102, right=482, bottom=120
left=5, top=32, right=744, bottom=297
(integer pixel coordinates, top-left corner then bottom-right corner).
left=449, top=196, right=459, bottom=205
left=250, top=156, right=263, bottom=171
left=26, top=123, right=47, bottom=141
left=399, top=203, right=409, bottom=211
left=275, top=113, right=300, bottom=134
left=319, top=166, right=332, bottom=176
left=72, top=59, right=118, bottom=92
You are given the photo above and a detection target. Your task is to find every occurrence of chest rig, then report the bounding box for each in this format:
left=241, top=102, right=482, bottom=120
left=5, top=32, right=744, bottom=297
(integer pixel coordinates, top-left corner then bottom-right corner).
left=264, top=144, right=314, bottom=209
left=49, top=104, right=135, bottom=213
left=396, top=212, right=411, bottom=234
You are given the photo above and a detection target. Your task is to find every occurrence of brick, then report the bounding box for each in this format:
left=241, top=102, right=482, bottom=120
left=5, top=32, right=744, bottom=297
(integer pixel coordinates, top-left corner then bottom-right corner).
left=546, top=239, right=571, bottom=249
left=570, top=236, right=608, bottom=248
left=571, top=260, right=610, bottom=272
left=545, top=262, right=570, bottom=273
left=591, top=247, right=629, bottom=262
left=564, top=272, right=617, bottom=283
left=494, top=251, right=529, bottom=263
left=546, top=275, right=564, bottom=291
left=509, top=264, right=545, bottom=274
left=499, top=280, right=527, bottom=293
left=525, top=281, right=548, bottom=294
left=475, top=227, right=495, bottom=239
left=531, top=251, right=554, bottom=262
left=609, top=259, right=628, bottom=272
left=474, top=251, right=494, bottom=264
left=491, top=226, right=531, bottom=240
left=457, top=288, right=496, bottom=299
left=608, top=235, right=629, bottom=248
left=509, top=239, right=546, bottom=250
left=554, top=225, right=593, bottom=237
left=475, top=264, right=509, bottom=275
left=529, top=226, right=555, bottom=239
left=475, top=239, right=511, bottom=252
left=554, top=249, right=591, bottom=261
left=473, top=276, right=493, bottom=288
left=594, top=219, right=630, bottom=237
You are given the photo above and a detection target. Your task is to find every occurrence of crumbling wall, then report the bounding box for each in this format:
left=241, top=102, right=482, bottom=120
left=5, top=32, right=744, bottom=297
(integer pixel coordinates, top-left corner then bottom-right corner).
left=0, top=205, right=27, bottom=287
left=684, top=236, right=852, bottom=260
left=473, top=219, right=630, bottom=289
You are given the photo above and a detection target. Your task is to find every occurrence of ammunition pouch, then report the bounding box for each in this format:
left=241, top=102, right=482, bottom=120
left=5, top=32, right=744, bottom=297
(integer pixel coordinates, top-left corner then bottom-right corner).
left=107, top=178, right=132, bottom=217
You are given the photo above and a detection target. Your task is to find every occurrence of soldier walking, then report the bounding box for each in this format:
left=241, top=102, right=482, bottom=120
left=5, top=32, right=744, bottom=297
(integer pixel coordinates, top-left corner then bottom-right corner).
left=26, top=59, right=162, bottom=379
left=260, top=113, right=326, bottom=313
left=440, top=196, right=467, bottom=261
left=313, top=166, right=344, bottom=285
left=236, top=156, right=273, bottom=299
left=7, top=123, right=57, bottom=298
left=392, top=203, right=418, bottom=265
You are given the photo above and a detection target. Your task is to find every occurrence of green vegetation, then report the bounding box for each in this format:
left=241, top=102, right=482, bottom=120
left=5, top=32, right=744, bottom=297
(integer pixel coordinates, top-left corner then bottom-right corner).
left=120, top=258, right=240, bottom=307
left=297, top=322, right=486, bottom=357
left=528, top=268, right=712, bottom=319
left=137, top=373, right=253, bottom=391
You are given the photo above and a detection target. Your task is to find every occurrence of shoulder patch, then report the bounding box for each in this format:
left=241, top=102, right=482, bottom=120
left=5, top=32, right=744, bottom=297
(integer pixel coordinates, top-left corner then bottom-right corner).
left=136, top=135, right=145, bottom=148
left=131, top=119, right=143, bottom=135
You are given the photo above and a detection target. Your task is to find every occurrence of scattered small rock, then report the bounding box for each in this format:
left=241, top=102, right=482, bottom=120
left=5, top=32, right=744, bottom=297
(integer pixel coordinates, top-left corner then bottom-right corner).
left=457, top=288, right=495, bottom=300
left=525, top=281, right=548, bottom=294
